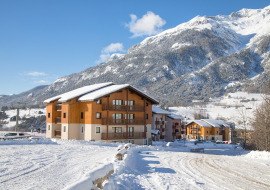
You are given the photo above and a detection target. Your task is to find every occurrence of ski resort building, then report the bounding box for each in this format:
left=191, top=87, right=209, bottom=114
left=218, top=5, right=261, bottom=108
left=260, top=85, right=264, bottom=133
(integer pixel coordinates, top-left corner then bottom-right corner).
left=186, top=119, right=230, bottom=141
left=44, top=82, right=159, bottom=145
left=167, top=113, right=186, bottom=141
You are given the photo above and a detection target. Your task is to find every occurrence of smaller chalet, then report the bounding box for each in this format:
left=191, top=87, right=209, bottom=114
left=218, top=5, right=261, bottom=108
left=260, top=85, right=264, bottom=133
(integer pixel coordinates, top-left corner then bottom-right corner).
left=186, top=119, right=230, bottom=141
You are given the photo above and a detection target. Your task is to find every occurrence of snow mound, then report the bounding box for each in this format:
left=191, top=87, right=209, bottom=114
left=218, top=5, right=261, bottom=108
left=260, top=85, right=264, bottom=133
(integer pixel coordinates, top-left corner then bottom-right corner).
left=245, top=150, right=270, bottom=160
left=0, top=138, right=57, bottom=145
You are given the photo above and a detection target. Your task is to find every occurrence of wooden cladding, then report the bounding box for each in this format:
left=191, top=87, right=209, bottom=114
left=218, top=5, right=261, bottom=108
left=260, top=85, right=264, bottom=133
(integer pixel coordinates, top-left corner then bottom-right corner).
left=102, top=118, right=145, bottom=125
left=101, top=132, right=146, bottom=140
left=102, top=104, right=144, bottom=112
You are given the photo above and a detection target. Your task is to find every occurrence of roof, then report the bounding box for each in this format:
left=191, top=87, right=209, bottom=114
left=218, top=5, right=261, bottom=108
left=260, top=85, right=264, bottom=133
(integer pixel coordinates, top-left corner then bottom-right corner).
left=167, top=113, right=184, bottom=120
left=78, top=84, right=159, bottom=104
left=151, top=129, right=160, bottom=135
left=186, top=120, right=212, bottom=127
left=152, top=106, right=171, bottom=115
left=202, top=119, right=230, bottom=128
left=43, top=82, right=114, bottom=103
left=44, top=82, right=159, bottom=105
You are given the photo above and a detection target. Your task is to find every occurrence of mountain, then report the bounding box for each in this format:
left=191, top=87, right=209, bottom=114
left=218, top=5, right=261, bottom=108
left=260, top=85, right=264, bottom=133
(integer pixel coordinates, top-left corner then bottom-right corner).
left=1, top=5, right=270, bottom=107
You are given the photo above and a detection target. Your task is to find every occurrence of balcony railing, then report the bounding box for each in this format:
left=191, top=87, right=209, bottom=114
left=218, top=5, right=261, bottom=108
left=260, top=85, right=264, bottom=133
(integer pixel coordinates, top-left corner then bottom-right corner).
left=102, top=104, right=144, bottom=112
left=191, top=128, right=200, bottom=131
left=55, top=104, right=62, bottom=111
left=55, top=130, right=61, bottom=137
left=159, top=128, right=168, bottom=132
left=102, top=118, right=145, bottom=125
left=176, top=132, right=182, bottom=136
left=101, top=132, right=146, bottom=140
left=55, top=117, right=61, bottom=124
left=176, top=124, right=185, bottom=129
left=155, top=121, right=167, bottom=125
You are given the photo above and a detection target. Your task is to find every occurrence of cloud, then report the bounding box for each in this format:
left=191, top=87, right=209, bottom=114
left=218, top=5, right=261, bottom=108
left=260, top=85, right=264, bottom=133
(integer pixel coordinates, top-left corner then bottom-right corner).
left=97, top=43, right=124, bottom=63
left=126, top=11, right=166, bottom=38
left=34, top=80, right=49, bottom=84
left=27, top=72, right=46, bottom=76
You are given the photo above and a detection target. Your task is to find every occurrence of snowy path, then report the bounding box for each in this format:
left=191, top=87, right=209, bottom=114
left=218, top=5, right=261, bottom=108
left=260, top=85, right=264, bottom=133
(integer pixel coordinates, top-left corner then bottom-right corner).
left=110, top=145, right=270, bottom=190
left=0, top=141, right=116, bottom=190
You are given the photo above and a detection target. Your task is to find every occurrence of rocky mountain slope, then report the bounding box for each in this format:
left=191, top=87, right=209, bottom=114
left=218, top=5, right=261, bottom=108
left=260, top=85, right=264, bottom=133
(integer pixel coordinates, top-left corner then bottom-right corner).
left=1, top=5, right=270, bottom=107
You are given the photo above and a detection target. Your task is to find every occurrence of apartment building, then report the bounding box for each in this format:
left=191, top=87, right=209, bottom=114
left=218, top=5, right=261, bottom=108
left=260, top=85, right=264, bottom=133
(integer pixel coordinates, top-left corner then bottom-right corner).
left=44, top=82, right=159, bottom=145
left=151, top=106, right=171, bottom=141
left=186, top=119, right=230, bottom=141
left=167, top=113, right=185, bottom=141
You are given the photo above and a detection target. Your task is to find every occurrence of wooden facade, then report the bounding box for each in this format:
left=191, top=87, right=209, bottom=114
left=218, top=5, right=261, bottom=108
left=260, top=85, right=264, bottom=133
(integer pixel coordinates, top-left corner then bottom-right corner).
left=45, top=85, right=158, bottom=145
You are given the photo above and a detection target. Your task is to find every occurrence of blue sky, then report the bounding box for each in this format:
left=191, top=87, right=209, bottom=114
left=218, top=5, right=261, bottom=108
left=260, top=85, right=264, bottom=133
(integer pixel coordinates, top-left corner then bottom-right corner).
left=0, top=0, right=269, bottom=95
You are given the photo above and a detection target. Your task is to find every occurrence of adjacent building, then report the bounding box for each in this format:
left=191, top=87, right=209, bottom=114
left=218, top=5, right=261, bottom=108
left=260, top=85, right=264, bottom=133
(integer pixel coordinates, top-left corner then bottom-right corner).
left=186, top=119, right=230, bottom=141
left=44, top=82, right=159, bottom=145
left=167, top=113, right=185, bottom=141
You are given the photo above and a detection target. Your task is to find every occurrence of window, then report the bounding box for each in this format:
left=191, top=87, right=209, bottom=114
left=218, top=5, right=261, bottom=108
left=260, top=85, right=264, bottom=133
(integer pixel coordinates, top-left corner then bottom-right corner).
left=63, top=113, right=66, bottom=119
left=112, top=100, right=123, bottom=105
left=123, top=127, right=134, bottom=133
left=81, top=112, right=84, bottom=119
left=124, top=140, right=134, bottom=144
left=48, top=125, right=50, bottom=131
left=96, top=126, right=101, bottom=134
left=96, top=113, right=101, bottom=119
left=210, top=131, right=212, bottom=133
left=63, top=126, right=66, bottom=132
left=143, top=139, right=147, bottom=145
left=145, top=126, right=147, bottom=132
left=146, top=102, right=148, bottom=106
left=48, top=113, right=50, bottom=118
left=125, top=114, right=135, bottom=119
left=97, top=99, right=101, bottom=104
left=81, top=126, right=84, bottom=133
left=216, top=131, right=218, bottom=134
left=207, top=131, right=208, bottom=134
left=125, top=100, right=135, bottom=105
left=146, top=114, right=148, bottom=119
left=112, top=127, right=122, bottom=133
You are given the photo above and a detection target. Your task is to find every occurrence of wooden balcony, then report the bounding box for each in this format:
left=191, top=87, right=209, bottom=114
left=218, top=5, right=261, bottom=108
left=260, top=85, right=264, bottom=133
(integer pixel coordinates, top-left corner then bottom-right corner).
left=55, top=117, right=61, bottom=124
left=191, top=128, right=200, bottom=131
left=176, top=132, right=182, bottom=136
left=55, top=130, right=61, bottom=137
left=155, top=121, right=167, bottom=125
left=102, top=104, right=144, bottom=112
left=101, top=132, right=146, bottom=140
left=102, top=118, right=145, bottom=125
left=159, top=128, right=168, bottom=132
left=176, top=124, right=185, bottom=129
left=55, top=104, right=62, bottom=111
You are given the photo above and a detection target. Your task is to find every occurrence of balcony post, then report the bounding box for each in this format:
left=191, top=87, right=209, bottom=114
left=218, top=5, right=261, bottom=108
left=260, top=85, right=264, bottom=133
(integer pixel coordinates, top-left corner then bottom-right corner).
left=126, top=89, right=128, bottom=140
left=107, top=96, right=109, bottom=140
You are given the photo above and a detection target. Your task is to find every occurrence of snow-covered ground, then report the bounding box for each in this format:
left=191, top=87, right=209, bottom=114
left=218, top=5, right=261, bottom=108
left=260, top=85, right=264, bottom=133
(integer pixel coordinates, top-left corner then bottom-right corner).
left=170, top=91, right=264, bottom=129
left=0, top=139, right=118, bottom=190
left=106, top=141, right=270, bottom=190
left=1, top=138, right=270, bottom=190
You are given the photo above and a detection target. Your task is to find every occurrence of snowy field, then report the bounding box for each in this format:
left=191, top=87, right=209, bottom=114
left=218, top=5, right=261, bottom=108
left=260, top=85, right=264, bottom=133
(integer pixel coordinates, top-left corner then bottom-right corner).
left=170, top=91, right=264, bottom=129
left=107, top=141, right=270, bottom=190
left=1, top=108, right=46, bottom=128
left=0, top=138, right=270, bottom=190
left=0, top=139, right=118, bottom=190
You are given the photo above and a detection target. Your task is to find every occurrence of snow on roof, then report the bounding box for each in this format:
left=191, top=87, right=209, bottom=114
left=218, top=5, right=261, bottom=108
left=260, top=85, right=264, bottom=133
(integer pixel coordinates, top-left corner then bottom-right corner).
left=78, top=84, right=159, bottom=104
left=152, top=106, right=171, bottom=115
left=202, top=119, right=230, bottom=128
left=44, top=82, right=114, bottom=103
left=186, top=120, right=211, bottom=127
left=151, top=129, right=160, bottom=135
left=78, top=84, right=130, bottom=101
left=167, top=113, right=184, bottom=120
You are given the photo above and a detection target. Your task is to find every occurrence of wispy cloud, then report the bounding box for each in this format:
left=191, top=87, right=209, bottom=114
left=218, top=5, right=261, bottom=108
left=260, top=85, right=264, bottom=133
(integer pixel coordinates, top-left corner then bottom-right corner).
left=34, top=80, right=49, bottom=84
left=126, top=11, right=166, bottom=38
left=97, top=43, right=124, bottom=63
left=27, top=72, right=46, bottom=76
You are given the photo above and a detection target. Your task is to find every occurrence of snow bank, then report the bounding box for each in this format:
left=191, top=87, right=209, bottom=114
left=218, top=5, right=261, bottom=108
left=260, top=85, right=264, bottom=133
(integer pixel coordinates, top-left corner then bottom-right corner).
left=0, top=138, right=57, bottom=145
left=52, top=139, right=120, bottom=147
left=63, top=163, right=114, bottom=190
left=245, top=150, right=270, bottom=160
